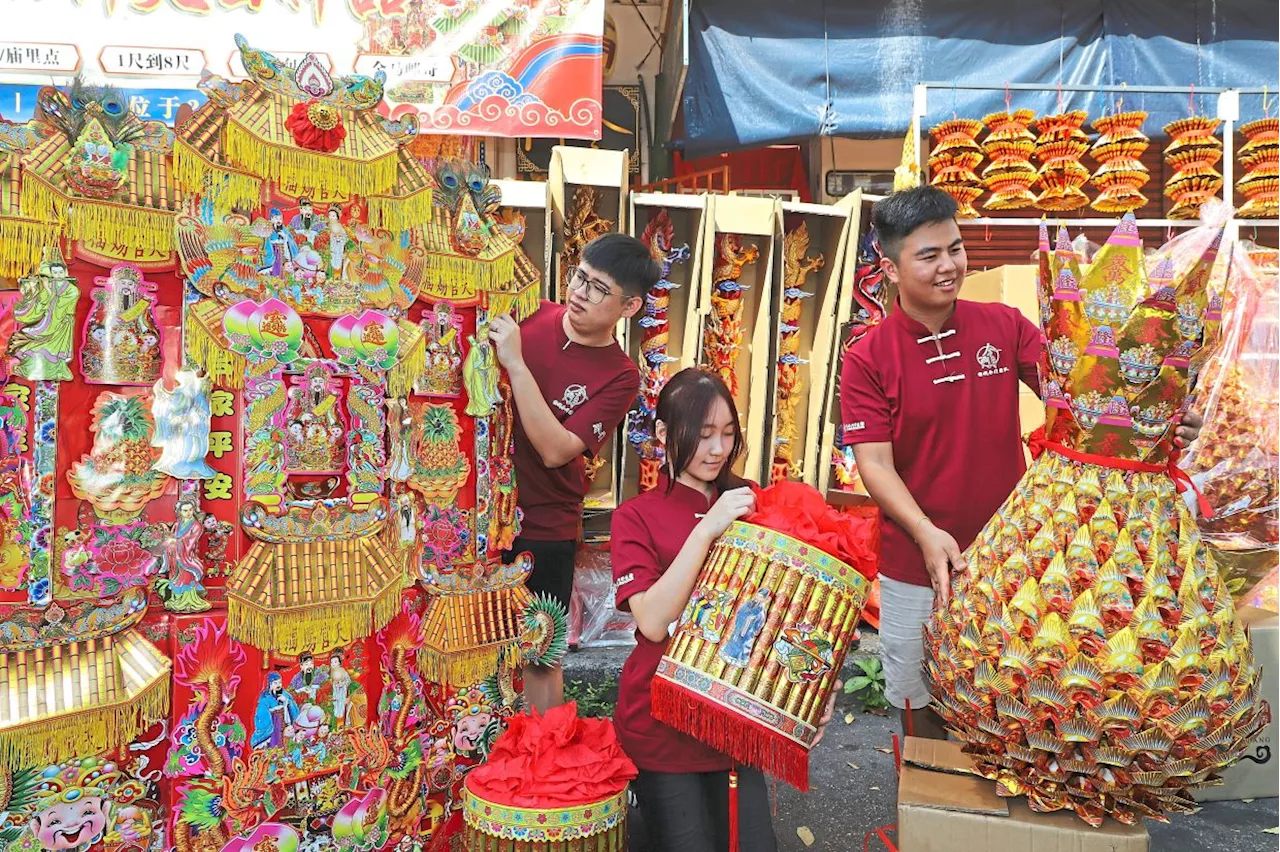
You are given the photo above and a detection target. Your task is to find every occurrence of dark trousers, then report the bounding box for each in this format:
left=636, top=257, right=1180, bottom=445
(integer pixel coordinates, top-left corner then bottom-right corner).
left=633, top=768, right=777, bottom=852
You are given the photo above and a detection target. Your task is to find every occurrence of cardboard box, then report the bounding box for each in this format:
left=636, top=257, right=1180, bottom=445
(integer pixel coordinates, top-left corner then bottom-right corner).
left=1194, top=605, right=1279, bottom=801
left=898, top=737, right=1148, bottom=852
left=962, top=265, right=1045, bottom=459
left=817, top=191, right=871, bottom=496
left=549, top=145, right=630, bottom=304
left=765, top=200, right=854, bottom=487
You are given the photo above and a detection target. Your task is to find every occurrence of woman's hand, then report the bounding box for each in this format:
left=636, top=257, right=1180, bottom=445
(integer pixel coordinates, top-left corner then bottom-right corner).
left=1174, top=409, right=1204, bottom=448
left=811, top=681, right=842, bottom=748
left=695, top=487, right=755, bottom=542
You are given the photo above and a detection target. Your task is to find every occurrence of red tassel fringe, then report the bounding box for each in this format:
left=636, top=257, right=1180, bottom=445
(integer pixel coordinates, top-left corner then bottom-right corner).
left=728, top=769, right=740, bottom=852
left=651, top=677, right=811, bottom=791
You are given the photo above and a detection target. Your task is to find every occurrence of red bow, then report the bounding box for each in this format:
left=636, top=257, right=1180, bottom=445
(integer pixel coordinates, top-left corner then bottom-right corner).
left=1025, top=426, right=1214, bottom=519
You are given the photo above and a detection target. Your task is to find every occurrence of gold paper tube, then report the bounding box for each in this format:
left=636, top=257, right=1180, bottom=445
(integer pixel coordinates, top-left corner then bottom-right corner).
left=741, top=571, right=808, bottom=696
left=722, top=558, right=786, bottom=687
left=752, top=573, right=815, bottom=701
left=691, top=550, right=746, bottom=670
left=773, top=581, right=830, bottom=710
left=785, top=588, right=842, bottom=718
left=799, top=592, right=856, bottom=724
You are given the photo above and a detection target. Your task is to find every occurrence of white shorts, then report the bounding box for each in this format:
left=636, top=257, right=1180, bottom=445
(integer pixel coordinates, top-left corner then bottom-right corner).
left=878, top=575, right=936, bottom=711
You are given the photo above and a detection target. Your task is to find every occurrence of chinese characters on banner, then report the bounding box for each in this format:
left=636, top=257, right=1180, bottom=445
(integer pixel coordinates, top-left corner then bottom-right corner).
left=0, top=0, right=604, bottom=138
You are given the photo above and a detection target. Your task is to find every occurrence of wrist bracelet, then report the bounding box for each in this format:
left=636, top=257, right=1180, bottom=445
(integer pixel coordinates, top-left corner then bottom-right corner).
left=914, top=516, right=931, bottom=539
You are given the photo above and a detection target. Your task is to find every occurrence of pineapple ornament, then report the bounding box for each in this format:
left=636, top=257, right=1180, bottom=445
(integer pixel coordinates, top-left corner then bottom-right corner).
left=925, top=213, right=1270, bottom=827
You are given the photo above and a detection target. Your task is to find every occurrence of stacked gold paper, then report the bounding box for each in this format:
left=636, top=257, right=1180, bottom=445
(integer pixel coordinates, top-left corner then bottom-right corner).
left=1034, top=111, right=1091, bottom=211
left=929, top=119, right=985, bottom=217
left=981, top=110, right=1038, bottom=211
left=1090, top=111, right=1150, bottom=214
left=1163, top=117, right=1224, bottom=220
left=925, top=216, right=1270, bottom=826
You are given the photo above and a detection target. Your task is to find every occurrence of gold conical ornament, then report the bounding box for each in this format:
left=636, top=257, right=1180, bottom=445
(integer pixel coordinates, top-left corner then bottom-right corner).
left=925, top=214, right=1270, bottom=826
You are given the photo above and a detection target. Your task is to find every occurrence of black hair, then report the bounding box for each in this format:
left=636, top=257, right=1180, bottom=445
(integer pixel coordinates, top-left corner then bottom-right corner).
left=655, top=368, right=747, bottom=494
left=581, top=232, right=661, bottom=301
left=871, top=186, right=959, bottom=262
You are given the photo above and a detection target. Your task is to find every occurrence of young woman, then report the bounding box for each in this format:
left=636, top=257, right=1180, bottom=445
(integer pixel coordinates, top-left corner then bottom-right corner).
left=611, top=368, right=835, bottom=852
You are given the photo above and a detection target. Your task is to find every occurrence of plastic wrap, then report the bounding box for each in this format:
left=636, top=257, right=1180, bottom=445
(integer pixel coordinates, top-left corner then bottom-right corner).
left=572, top=541, right=636, bottom=649
left=1184, top=242, right=1279, bottom=598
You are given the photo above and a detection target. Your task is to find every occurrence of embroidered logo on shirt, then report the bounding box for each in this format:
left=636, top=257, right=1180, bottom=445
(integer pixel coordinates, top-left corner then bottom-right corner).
left=553, top=384, right=589, bottom=415
left=592, top=422, right=605, bottom=441
left=976, top=343, right=1010, bottom=378
left=614, top=572, right=635, bottom=589
left=844, top=421, right=866, bottom=433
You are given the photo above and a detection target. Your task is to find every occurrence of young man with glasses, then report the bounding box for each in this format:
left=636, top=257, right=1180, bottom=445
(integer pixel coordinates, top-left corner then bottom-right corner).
left=488, top=232, right=660, bottom=711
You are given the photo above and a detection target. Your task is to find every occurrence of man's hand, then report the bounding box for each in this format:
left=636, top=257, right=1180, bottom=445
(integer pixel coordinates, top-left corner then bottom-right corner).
left=811, top=680, right=841, bottom=748
left=917, top=522, right=962, bottom=607
left=1174, top=409, right=1204, bottom=448
left=487, top=314, right=524, bottom=372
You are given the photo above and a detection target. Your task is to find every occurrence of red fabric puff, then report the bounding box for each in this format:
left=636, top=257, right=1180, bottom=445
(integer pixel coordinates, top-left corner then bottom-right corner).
left=285, top=100, right=347, bottom=154
left=746, top=480, right=878, bottom=580
left=464, top=702, right=638, bottom=808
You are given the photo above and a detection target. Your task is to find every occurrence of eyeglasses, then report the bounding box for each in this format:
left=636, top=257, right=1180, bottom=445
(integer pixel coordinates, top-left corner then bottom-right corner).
left=567, top=266, right=619, bottom=305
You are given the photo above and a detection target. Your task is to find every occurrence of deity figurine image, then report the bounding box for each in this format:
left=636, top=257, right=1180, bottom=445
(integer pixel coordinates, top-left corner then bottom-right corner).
left=324, top=204, right=352, bottom=280
left=462, top=323, right=501, bottom=417
left=288, top=197, right=323, bottom=244
left=8, top=248, right=79, bottom=382
left=282, top=361, right=347, bottom=473
left=80, top=263, right=163, bottom=386
left=153, top=497, right=212, bottom=613
left=718, top=587, right=772, bottom=667
left=252, top=671, right=300, bottom=749
left=259, top=207, right=297, bottom=277
left=414, top=301, right=463, bottom=397
left=151, top=370, right=218, bottom=480
left=329, top=648, right=353, bottom=727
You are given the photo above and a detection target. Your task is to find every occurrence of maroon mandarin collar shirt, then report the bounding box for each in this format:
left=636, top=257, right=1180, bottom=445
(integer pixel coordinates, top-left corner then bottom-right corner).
left=611, top=475, right=739, bottom=773
left=512, top=301, right=638, bottom=541
left=839, top=299, right=1043, bottom=587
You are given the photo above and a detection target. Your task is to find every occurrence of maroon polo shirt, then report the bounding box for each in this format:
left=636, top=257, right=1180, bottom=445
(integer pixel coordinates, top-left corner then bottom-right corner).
left=611, top=476, right=736, bottom=773
left=840, top=299, right=1042, bottom=587
left=513, top=300, right=639, bottom=541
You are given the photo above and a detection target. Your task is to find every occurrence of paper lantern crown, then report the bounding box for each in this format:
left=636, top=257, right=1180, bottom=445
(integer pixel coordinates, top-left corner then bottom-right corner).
left=1038, top=214, right=1223, bottom=464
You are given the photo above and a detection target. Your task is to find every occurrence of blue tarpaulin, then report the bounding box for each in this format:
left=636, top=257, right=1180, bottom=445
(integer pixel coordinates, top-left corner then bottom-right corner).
left=679, top=0, right=1279, bottom=156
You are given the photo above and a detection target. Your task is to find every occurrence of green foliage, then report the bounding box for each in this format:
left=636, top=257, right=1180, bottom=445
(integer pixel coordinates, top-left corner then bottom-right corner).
left=843, top=655, right=889, bottom=712
left=564, top=676, right=618, bottom=719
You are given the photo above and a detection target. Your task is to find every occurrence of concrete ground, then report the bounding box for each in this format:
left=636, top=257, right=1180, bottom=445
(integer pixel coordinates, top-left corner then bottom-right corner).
left=563, top=631, right=1280, bottom=852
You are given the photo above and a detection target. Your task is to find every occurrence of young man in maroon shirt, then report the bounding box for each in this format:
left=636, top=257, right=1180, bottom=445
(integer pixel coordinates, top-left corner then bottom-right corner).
left=840, top=187, right=1201, bottom=739
left=488, top=233, right=659, bottom=712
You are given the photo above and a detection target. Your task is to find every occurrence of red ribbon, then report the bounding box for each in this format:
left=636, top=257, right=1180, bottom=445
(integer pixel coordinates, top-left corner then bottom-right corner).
left=1026, top=427, right=1214, bottom=519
